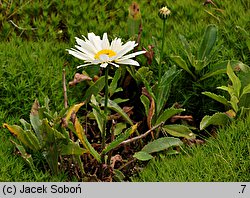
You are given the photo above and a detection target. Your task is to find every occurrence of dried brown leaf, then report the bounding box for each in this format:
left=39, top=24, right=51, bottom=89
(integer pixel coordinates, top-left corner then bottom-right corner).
left=69, top=73, right=92, bottom=86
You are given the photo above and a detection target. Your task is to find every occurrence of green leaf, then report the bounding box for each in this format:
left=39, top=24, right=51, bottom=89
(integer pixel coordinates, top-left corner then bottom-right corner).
left=241, top=83, right=250, bottom=97
left=155, top=108, right=185, bottom=125
left=163, top=124, right=196, bottom=139
left=30, top=99, right=42, bottom=143
left=227, top=62, right=241, bottom=98
left=198, top=24, right=217, bottom=61
left=3, top=123, right=40, bottom=151
left=155, top=67, right=181, bottom=115
left=171, top=56, right=196, bottom=79
left=142, top=137, right=183, bottom=154
left=10, top=140, right=37, bottom=175
left=90, top=95, right=105, bottom=134
left=65, top=102, right=85, bottom=122
left=140, top=94, right=150, bottom=116
left=179, top=34, right=195, bottom=66
left=109, top=68, right=122, bottom=97
left=113, top=169, right=126, bottom=182
left=83, top=76, right=105, bottom=101
left=114, top=122, right=127, bottom=136
left=199, top=69, right=225, bottom=82
left=60, top=142, right=87, bottom=155
left=102, top=99, right=133, bottom=125
left=200, top=112, right=232, bottom=130
left=133, top=151, right=153, bottom=161
left=102, top=124, right=138, bottom=154
left=202, top=91, right=230, bottom=106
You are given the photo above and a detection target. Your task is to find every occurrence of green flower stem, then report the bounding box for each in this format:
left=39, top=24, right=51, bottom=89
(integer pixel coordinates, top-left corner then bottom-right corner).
left=101, top=66, right=109, bottom=163
left=159, top=19, right=167, bottom=80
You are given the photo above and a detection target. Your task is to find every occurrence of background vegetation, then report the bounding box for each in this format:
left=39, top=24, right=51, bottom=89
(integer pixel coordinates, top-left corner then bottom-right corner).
left=0, top=0, right=249, bottom=181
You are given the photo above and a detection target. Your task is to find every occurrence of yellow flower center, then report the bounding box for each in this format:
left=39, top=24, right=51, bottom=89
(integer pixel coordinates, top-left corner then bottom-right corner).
left=94, top=49, right=117, bottom=60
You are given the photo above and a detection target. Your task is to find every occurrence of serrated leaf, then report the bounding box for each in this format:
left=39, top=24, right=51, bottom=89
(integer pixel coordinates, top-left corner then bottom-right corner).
left=202, top=91, right=229, bottom=106
left=133, top=151, right=153, bottom=161
left=102, top=124, right=138, bottom=154
left=113, top=169, right=126, bottom=182
left=163, top=124, right=196, bottom=139
left=200, top=112, right=232, bottom=130
left=155, top=108, right=185, bottom=125
left=179, top=34, right=195, bottom=66
left=142, top=137, right=183, bottom=154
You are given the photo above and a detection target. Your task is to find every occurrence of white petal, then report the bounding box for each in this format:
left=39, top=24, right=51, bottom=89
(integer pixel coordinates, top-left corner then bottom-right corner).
left=118, top=50, right=146, bottom=61
left=76, top=37, right=97, bottom=54
left=115, top=41, right=137, bottom=59
left=77, top=63, right=94, bottom=69
left=115, top=59, right=140, bottom=66
left=102, top=33, right=110, bottom=49
left=100, top=63, right=108, bottom=68
left=109, top=62, right=120, bottom=67
left=88, top=32, right=102, bottom=51
left=67, top=49, right=90, bottom=61
left=74, top=45, right=95, bottom=59
left=111, top=38, right=123, bottom=51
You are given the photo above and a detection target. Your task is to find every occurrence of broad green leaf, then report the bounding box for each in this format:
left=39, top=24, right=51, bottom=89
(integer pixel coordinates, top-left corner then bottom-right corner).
left=60, top=142, right=87, bottom=155
left=202, top=91, right=230, bottom=106
left=65, top=102, right=85, bottom=122
left=19, top=119, right=32, bottom=131
left=200, top=112, right=232, bottom=130
left=229, top=95, right=239, bottom=113
left=142, top=137, right=183, bottom=154
left=10, top=140, right=37, bottom=174
left=155, top=108, right=185, bottom=125
left=74, top=116, right=101, bottom=162
left=163, top=124, right=196, bottom=139
left=102, top=124, right=138, bottom=154
left=30, top=99, right=42, bottom=143
left=198, top=24, right=217, bottom=61
left=133, top=151, right=153, bottom=161
left=83, top=76, right=105, bottom=101
left=170, top=55, right=196, bottom=79
left=227, top=62, right=241, bottom=98
left=128, top=2, right=141, bottom=38
left=113, top=98, right=129, bottom=104
left=102, top=99, right=133, bottom=125
left=140, top=94, right=150, bottom=116
left=3, top=123, right=40, bottom=151
left=114, top=122, right=127, bottom=136
left=109, top=68, right=122, bottom=97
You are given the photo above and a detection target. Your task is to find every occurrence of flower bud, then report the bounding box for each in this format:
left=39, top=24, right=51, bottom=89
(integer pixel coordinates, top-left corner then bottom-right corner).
left=158, top=6, right=171, bottom=20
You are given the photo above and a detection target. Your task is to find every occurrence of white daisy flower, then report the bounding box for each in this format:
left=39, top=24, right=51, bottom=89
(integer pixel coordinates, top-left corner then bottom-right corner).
left=67, top=32, right=146, bottom=68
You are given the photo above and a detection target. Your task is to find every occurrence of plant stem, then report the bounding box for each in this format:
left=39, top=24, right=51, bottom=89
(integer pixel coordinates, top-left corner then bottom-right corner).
left=101, top=66, right=109, bottom=159
left=159, top=19, right=167, bottom=80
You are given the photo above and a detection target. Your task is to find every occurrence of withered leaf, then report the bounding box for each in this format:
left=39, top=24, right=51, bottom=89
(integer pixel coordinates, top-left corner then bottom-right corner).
left=69, top=73, right=92, bottom=86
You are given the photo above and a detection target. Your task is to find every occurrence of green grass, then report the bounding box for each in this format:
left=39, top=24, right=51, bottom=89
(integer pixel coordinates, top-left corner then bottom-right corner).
left=0, top=0, right=249, bottom=181
left=133, top=115, right=250, bottom=182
